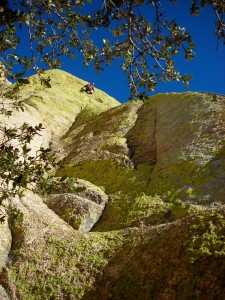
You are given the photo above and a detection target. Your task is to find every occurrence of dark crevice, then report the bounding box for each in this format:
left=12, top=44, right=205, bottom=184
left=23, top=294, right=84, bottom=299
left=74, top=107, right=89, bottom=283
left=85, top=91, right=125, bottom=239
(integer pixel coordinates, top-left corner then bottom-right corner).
left=126, top=142, right=135, bottom=161
left=0, top=268, right=16, bottom=300
left=125, top=103, right=157, bottom=172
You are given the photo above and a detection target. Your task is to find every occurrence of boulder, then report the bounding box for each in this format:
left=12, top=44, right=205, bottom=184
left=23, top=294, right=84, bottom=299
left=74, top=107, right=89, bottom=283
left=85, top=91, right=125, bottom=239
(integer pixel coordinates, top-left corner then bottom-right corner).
left=45, top=179, right=108, bottom=232
left=46, top=193, right=105, bottom=232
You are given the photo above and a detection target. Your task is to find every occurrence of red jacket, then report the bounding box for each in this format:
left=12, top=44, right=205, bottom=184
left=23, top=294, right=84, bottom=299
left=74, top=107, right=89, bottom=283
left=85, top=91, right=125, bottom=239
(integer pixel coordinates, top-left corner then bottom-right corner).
left=87, top=83, right=94, bottom=91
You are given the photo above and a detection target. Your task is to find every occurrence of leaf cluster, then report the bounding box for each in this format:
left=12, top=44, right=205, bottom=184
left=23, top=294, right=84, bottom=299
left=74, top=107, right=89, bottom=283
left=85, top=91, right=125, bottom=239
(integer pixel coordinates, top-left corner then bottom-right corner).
left=0, top=120, right=56, bottom=205
left=0, top=94, right=79, bottom=221
left=90, top=0, right=195, bottom=98
left=0, top=1, right=224, bottom=98
left=190, top=0, right=225, bottom=46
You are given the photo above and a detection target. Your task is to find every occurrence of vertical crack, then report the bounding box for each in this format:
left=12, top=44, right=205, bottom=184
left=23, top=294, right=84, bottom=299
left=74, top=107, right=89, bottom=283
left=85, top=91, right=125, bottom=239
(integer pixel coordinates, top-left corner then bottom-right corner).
left=125, top=102, right=157, bottom=171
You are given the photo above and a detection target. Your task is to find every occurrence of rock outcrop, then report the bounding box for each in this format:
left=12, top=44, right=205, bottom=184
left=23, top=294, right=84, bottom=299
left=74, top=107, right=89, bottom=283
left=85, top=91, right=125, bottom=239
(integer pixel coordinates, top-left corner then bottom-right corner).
left=60, top=92, right=225, bottom=230
left=45, top=179, right=108, bottom=232
left=0, top=70, right=225, bottom=299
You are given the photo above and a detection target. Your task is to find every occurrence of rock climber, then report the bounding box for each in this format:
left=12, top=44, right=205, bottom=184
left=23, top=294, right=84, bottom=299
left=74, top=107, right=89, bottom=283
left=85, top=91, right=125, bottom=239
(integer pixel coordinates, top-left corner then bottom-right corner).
left=82, top=82, right=95, bottom=94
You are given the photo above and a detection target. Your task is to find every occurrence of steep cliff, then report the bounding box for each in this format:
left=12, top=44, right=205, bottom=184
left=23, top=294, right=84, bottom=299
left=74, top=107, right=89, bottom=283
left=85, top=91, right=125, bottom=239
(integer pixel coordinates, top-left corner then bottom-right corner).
left=60, top=92, right=225, bottom=230
left=1, top=70, right=225, bottom=300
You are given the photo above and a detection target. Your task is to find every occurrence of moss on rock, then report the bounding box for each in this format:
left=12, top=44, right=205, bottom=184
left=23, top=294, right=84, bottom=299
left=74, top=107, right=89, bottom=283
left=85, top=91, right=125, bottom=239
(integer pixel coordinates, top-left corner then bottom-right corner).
left=7, top=69, right=120, bottom=146
left=8, top=230, right=124, bottom=300
left=8, top=207, right=225, bottom=300
left=2, top=74, right=225, bottom=299
left=58, top=92, right=225, bottom=229
left=82, top=208, right=225, bottom=300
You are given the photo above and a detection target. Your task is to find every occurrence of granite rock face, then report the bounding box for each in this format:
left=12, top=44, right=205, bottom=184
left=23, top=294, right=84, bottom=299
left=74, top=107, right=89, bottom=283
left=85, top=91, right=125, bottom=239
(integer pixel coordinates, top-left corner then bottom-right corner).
left=45, top=180, right=108, bottom=232
left=0, top=285, right=9, bottom=300
left=1, top=70, right=225, bottom=299
left=61, top=92, right=225, bottom=230
left=0, top=209, right=11, bottom=273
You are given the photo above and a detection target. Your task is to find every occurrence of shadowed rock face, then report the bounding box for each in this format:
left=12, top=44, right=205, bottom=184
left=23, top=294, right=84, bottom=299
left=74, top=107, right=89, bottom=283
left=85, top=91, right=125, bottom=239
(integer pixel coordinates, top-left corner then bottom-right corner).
left=125, top=102, right=157, bottom=168
left=1, top=70, right=225, bottom=299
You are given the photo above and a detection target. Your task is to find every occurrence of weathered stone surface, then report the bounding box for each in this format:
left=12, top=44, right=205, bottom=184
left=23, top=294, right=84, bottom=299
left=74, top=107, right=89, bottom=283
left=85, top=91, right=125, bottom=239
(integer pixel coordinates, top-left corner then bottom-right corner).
left=1, top=70, right=225, bottom=300
left=17, top=190, right=75, bottom=240
left=50, top=178, right=108, bottom=206
left=6, top=206, right=225, bottom=300
left=125, top=101, right=156, bottom=167
left=0, top=285, right=9, bottom=300
left=60, top=92, right=225, bottom=231
left=45, top=179, right=108, bottom=231
left=0, top=209, right=11, bottom=300
left=74, top=179, right=109, bottom=206
left=62, top=101, right=141, bottom=166
left=46, top=193, right=106, bottom=232
left=14, top=69, right=119, bottom=144
left=0, top=69, right=119, bottom=156
left=0, top=208, right=11, bottom=273
left=82, top=207, right=225, bottom=300
left=147, top=93, right=225, bottom=205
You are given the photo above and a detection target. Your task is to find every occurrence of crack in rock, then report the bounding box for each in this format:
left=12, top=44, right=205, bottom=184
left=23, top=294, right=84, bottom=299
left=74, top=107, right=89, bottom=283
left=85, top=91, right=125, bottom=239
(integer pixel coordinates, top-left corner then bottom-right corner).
left=125, top=102, right=157, bottom=170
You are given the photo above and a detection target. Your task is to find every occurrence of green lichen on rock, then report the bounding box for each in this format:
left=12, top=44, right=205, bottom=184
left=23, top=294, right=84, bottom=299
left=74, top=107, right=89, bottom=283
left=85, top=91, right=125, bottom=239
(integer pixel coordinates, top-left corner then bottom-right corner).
left=6, top=208, right=225, bottom=299
left=59, top=92, right=225, bottom=229
left=59, top=160, right=146, bottom=195
left=62, top=100, right=142, bottom=163
left=187, top=209, right=225, bottom=262
left=2, top=70, right=225, bottom=299
left=7, top=207, right=26, bottom=253
left=81, top=208, right=225, bottom=300
left=145, top=92, right=225, bottom=205
left=0, top=209, right=11, bottom=274
left=58, top=159, right=155, bottom=230
left=8, top=230, right=124, bottom=300
left=45, top=179, right=109, bottom=232
left=58, top=159, right=197, bottom=230
left=7, top=69, right=119, bottom=141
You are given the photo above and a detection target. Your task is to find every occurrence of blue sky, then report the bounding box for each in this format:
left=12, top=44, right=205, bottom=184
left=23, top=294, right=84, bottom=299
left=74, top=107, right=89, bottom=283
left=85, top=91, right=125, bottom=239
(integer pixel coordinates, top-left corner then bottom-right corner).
left=12, top=1, right=225, bottom=103
left=61, top=2, right=225, bottom=103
